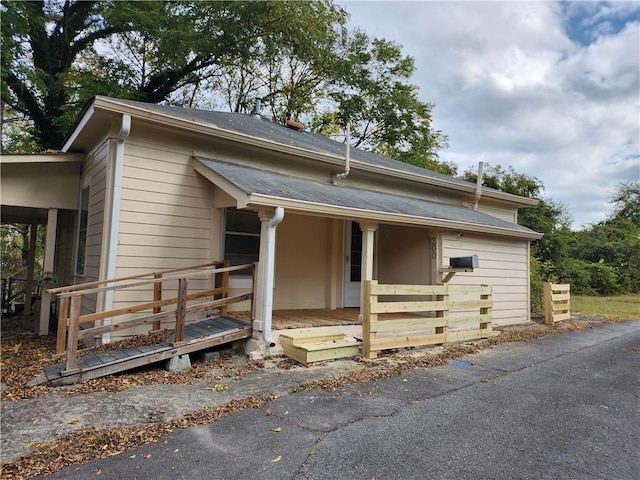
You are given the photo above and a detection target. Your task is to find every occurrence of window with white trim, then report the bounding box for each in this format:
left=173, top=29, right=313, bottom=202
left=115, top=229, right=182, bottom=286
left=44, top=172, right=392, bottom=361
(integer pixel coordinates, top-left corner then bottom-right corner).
left=223, top=208, right=260, bottom=275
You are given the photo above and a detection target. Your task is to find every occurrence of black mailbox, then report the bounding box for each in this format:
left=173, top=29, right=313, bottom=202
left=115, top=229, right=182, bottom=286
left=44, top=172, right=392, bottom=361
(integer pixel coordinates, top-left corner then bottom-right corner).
left=449, top=255, right=479, bottom=269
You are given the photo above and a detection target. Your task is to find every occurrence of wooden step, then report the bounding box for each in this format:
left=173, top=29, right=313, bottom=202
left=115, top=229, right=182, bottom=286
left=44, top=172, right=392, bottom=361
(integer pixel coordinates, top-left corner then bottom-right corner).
left=279, top=327, right=347, bottom=347
left=282, top=336, right=361, bottom=366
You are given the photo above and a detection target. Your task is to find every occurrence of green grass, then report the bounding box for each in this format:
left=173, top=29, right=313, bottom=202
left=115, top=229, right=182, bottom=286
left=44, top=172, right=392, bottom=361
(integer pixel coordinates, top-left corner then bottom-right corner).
left=572, top=295, right=640, bottom=319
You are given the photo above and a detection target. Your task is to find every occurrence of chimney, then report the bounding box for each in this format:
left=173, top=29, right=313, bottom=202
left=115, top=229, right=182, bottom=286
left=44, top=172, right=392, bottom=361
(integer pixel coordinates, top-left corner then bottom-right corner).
left=285, top=119, right=304, bottom=131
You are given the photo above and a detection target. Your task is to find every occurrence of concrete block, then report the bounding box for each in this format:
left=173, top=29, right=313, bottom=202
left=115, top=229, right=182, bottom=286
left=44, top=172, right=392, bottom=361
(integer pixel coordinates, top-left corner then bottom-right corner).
left=166, top=354, right=191, bottom=372
left=203, top=351, right=221, bottom=362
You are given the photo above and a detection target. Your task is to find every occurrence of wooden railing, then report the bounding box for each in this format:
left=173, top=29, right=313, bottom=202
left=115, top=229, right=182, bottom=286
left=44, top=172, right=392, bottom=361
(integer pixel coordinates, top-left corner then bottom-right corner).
left=543, top=282, right=570, bottom=324
left=362, top=280, right=492, bottom=359
left=50, top=261, right=257, bottom=373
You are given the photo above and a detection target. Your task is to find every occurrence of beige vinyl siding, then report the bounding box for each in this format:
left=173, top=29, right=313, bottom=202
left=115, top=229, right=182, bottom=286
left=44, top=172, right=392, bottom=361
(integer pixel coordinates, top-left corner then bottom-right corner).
left=476, top=205, right=517, bottom=223
left=109, top=139, right=215, bottom=332
left=442, top=232, right=530, bottom=326
left=80, top=141, right=110, bottom=315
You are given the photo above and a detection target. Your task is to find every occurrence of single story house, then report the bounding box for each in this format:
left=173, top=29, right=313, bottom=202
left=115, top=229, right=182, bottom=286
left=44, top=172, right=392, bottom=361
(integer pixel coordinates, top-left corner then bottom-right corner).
left=0, top=96, right=542, bottom=356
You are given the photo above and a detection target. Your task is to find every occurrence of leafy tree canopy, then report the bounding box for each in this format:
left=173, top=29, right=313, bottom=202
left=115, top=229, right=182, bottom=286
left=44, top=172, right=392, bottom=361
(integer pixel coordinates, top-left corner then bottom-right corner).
left=610, top=181, right=640, bottom=228
left=1, top=0, right=449, bottom=172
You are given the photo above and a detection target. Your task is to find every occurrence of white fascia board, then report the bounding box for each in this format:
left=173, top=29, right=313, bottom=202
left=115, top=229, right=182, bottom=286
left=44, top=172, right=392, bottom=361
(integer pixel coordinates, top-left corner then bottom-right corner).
left=0, top=153, right=85, bottom=163
left=62, top=105, right=95, bottom=152
left=246, top=193, right=543, bottom=240
left=192, top=159, right=250, bottom=208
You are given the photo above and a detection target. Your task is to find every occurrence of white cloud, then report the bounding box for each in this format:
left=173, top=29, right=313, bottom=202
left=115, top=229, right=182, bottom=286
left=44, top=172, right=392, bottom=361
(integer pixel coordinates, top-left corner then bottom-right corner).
left=344, top=0, right=639, bottom=228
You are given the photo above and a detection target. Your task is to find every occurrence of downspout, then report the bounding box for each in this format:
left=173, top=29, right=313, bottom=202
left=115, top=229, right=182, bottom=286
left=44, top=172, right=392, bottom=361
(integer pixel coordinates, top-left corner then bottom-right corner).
left=102, top=114, right=131, bottom=343
left=472, top=161, right=484, bottom=211
left=262, top=207, right=284, bottom=347
left=332, top=124, right=350, bottom=185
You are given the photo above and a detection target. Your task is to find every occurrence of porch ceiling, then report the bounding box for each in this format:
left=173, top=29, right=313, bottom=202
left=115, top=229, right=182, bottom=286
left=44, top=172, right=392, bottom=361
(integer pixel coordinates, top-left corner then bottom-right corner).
left=1, top=205, right=50, bottom=224
left=193, top=156, right=542, bottom=240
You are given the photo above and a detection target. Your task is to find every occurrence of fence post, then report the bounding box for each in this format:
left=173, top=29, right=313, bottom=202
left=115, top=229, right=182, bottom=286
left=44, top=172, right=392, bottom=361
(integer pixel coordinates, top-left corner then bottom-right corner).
left=56, top=296, right=70, bottom=354
left=543, top=282, right=553, bottom=324
left=217, top=260, right=230, bottom=316
left=480, top=284, right=492, bottom=337
left=152, top=272, right=162, bottom=331
left=64, top=295, right=81, bottom=372
left=175, top=277, right=187, bottom=343
left=435, top=284, right=449, bottom=344
left=544, top=282, right=570, bottom=324
left=362, top=280, right=377, bottom=359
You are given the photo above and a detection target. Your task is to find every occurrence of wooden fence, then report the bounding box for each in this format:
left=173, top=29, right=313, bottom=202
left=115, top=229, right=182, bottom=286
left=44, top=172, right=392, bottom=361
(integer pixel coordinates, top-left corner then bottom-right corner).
left=543, top=282, right=570, bottom=324
left=49, top=261, right=257, bottom=373
left=362, top=280, right=492, bottom=359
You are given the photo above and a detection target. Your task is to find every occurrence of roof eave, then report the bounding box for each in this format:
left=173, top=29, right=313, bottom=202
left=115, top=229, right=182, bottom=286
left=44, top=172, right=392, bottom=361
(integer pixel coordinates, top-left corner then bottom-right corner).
left=246, top=193, right=543, bottom=240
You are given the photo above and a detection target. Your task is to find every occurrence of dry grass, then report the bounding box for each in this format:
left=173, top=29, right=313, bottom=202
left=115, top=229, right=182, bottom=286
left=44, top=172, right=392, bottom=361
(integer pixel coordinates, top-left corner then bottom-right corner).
left=572, top=294, right=639, bottom=320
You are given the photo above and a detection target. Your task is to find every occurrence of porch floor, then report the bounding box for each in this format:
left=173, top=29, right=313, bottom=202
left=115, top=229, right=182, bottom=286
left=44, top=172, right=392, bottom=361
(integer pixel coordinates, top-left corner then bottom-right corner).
left=233, top=308, right=362, bottom=330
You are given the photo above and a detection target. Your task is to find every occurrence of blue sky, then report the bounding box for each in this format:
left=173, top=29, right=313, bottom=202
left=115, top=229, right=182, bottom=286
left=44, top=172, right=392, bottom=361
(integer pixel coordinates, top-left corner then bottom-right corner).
left=344, top=1, right=639, bottom=228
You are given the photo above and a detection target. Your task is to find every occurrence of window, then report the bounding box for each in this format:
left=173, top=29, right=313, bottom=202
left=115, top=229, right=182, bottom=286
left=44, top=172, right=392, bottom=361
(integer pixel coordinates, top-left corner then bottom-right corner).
left=223, top=208, right=261, bottom=275
left=75, top=186, right=90, bottom=275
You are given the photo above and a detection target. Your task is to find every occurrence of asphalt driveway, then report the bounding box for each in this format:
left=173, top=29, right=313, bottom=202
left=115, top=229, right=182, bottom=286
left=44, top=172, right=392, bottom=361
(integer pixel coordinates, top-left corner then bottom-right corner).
left=40, top=319, right=640, bottom=480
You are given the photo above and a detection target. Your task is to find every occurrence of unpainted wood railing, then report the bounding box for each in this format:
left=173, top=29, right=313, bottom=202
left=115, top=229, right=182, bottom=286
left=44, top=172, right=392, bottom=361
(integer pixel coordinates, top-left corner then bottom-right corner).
left=49, top=261, right=257, bottom=373
left=543, top=282, right=570, bottom=324
left=362, top=280, right=493, bottom=359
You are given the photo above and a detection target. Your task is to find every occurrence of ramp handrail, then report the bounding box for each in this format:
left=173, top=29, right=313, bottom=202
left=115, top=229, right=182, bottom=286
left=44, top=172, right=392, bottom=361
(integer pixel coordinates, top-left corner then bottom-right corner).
left=52, top=261, right=258, bottom=373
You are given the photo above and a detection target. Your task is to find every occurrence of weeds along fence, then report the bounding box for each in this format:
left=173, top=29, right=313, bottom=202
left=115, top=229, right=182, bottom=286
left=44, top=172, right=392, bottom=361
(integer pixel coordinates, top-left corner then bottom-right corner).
left=543, top=282, right=570, bottom=324
left=49, top=261, right=257, bottom=372
left=362, top=280, right=493, bottom=359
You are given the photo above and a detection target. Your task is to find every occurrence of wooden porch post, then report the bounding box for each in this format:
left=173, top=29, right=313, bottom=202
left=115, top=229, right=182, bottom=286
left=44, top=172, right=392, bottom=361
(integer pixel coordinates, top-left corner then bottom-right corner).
left=175, top=277, right=187, bottom=343
left=152, top=272, right=162, bottom=332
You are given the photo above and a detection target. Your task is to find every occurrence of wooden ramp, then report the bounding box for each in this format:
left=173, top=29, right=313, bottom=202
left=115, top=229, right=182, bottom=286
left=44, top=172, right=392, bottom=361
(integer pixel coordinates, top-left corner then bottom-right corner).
left=30, top=316, right=251, bottom=386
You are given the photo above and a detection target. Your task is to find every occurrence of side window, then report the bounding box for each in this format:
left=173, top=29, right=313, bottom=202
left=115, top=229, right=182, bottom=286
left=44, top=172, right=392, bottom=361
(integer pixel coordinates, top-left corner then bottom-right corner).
left=75, top=186, right=90, bottom=276
left=223, top=208, right=260, bottom=275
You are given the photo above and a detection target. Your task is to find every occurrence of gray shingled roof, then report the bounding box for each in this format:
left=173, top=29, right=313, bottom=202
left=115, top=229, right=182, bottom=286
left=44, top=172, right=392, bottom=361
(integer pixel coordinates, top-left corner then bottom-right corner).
left=194, top=156, right=539, bottom=237
left=109, top=97, right=474, bottom=189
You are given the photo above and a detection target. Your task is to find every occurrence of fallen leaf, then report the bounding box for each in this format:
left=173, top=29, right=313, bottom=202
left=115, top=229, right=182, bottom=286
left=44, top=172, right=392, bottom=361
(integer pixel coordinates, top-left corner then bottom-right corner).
left=129, top=455, right=136, bottom=459
left=271, top=427, right=282, bottom=433
left=67, top=418, right=82, bottom=425
left=96, top=469, right=102, bottom=476
left=205, top=384, right=229, bottom=393
left=271, top=455, right=282, bottom=463
left=173, top=448, right=179, bottom=453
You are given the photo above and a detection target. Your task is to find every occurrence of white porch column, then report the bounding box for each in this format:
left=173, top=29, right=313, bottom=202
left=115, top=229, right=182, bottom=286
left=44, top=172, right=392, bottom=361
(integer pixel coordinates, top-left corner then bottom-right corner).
left=359, top=222, right=377, bottom=317
left=24, top=221, right=38, bottom=316
left=38, top=208, right=58, bottom=335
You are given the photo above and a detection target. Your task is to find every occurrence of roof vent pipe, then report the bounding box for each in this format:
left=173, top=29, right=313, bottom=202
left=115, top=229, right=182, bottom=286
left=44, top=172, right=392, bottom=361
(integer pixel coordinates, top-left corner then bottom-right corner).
left=332, top=124, right=351, bottom=185
left=252, top=98, right=262, bottom=118
left=473, top=161, right=484, bottom=211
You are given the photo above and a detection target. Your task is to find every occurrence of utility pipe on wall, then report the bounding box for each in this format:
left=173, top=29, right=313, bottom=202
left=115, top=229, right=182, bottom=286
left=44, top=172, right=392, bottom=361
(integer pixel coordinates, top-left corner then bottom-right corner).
left=262, top=207, right=284, bottom=347
left=102, top=114, right=131, bottom=344
left=332, top=124, right=351, bottom=184
left=473, top=161, right=484, bottom=211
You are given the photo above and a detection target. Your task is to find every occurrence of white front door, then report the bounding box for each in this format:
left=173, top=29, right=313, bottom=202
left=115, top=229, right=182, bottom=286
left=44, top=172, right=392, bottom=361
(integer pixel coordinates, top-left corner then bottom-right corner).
left=343, top=221, right=362, bottom=307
